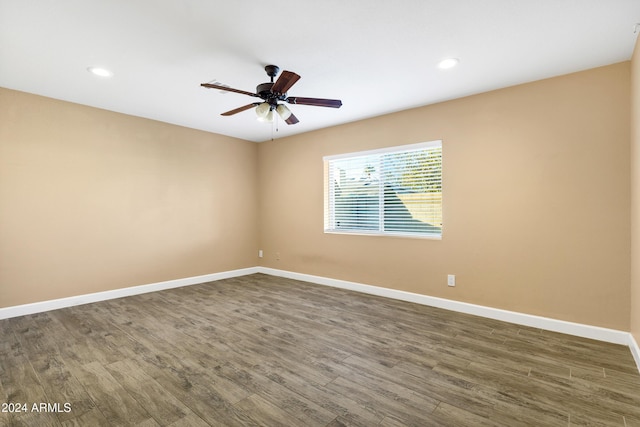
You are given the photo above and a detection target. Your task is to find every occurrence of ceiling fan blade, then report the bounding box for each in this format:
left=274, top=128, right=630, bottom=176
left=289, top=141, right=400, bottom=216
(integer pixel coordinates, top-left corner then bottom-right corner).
left=285, top=112, right=299, bottom=125
left=287, top=97, right=342, bottom=108
left=201, top=83, right=260, bottom=98
left=271, top=71, right=301, bottom=94
left=221, top=103, right=260, bottom=116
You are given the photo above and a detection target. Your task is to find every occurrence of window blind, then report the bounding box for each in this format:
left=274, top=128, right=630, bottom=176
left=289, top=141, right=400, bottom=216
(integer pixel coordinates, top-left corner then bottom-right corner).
left=325, top=141, right=442, bottom=238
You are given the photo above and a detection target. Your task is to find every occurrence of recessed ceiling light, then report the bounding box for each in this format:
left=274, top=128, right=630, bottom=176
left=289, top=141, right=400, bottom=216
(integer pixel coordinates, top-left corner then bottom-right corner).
left=87, top=66, right=113, bottom=77
left=438, top=58, right=459, bottom=70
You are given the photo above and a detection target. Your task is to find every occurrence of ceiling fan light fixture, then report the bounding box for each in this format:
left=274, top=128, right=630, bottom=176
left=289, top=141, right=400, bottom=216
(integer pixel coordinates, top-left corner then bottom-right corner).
left=437, top=58, right=459, bottom=70
left=255, top=102, right=271, bottom=118
left=257, top=108, right=274, bottom=123
left=276, top=104, right=292, bottom=120
left=266, top=110, right=275, bottom=122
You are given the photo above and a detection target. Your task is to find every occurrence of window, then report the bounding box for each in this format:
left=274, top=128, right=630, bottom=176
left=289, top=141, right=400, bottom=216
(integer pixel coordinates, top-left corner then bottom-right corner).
left=324, top=141, right=442, bottom=238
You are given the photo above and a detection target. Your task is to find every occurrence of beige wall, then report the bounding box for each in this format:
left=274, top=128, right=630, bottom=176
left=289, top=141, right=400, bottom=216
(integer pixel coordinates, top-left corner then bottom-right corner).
left=0, top=88, right=259, bottom=308
left=632, top=37, right=640, bottom=343
left=258, top=62, right=631, bottom=330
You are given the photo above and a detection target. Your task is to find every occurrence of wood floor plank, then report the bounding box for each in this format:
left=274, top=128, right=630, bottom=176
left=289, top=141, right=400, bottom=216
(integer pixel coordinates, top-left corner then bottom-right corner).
left=10, top=315, right=96, bottom=423
left=219, top=359, right=383, bottom=427
left=165, top=413, right=209, bottom=427
left=49, top=308, right=129, bottom=368
left=326, top=375, right=440, bottom=426
left=623, top=414, right=640, bottom=427
left=331, top=355, right=441, bottom=414
left=91, top=301, right=251, bottom=407
left=0, top=320, right=64, bottom=426
left=59, top=407, right=111, bottom=427
left=1, top=273, right=639, bottom=426
left=433, top=359, right=631, bottom=426
left=234, top=393, right=307, bottom=427
left=71, top=361, right=151, bottom=426
left=127, top=354, right=256, bottom=426
left=211, top=361, right=336, bottom=427
left=430, top=402, right=501, bottom=427
left=135, top=419, right=162, bottom=427
left=104, top=359, right=192, bottom=425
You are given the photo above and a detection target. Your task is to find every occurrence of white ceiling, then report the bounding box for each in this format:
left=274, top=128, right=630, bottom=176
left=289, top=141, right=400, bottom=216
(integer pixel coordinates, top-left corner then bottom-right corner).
left=1, top=1, right=639, bottom=143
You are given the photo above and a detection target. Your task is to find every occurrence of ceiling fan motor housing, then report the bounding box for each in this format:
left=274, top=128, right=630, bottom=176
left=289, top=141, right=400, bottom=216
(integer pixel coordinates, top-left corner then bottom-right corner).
left=257, top=82, right=274, bottom=99
left=257, top=82, right=288, bottom=107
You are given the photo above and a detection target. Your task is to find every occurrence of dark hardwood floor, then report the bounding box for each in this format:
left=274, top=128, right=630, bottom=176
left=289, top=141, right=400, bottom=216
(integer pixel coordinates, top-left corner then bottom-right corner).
left=1, top=273, right=640, bottom=426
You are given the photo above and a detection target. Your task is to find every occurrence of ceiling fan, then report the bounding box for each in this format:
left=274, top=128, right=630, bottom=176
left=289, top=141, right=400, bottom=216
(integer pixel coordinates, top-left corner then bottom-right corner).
left=201, top=65, right=342, bottom=125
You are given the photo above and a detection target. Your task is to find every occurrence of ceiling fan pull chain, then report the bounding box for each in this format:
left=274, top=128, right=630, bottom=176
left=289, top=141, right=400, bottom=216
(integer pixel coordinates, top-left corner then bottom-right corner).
left=271, top=116, right=276, bottom=141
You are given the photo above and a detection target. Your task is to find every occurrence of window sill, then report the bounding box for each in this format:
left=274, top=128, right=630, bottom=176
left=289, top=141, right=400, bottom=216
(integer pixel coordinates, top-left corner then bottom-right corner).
left=324, top=230, right=442, bottom=240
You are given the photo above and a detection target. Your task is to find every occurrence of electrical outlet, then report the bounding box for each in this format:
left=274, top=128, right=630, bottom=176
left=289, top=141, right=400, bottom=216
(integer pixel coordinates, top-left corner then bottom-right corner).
left=447, top=274, right=456, bottom=287
left=258, top=250, right=263, bottom=258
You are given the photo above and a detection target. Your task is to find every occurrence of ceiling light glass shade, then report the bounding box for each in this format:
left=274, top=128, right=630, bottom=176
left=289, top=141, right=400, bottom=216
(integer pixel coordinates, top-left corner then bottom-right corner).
left=276, top=104, right=292, bottom=120
left=437, top=58, right=459, bottom=69
left=255, top=102, right=271, bottom=118
left=257, top=109, right=274, bottom=122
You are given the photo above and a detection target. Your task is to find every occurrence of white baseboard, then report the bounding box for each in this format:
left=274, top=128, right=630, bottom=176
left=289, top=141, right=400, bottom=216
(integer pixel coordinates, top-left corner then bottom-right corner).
left=631, top=334, right=640, bottom=374
left=0, top=267, right=259, bottom=320
left=258, top=267, right=633, bottom=347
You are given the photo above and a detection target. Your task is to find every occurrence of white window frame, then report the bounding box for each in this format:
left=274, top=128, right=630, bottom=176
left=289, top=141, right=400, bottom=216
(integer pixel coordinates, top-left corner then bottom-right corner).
left=324, top=140, right=442, bottom=240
